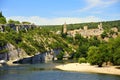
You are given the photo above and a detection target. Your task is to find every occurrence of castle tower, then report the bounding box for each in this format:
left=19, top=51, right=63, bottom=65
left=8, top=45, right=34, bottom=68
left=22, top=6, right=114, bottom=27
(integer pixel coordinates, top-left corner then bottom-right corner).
left=100, top=22, right=102, bottom=27
left=84, top=26, right=88, bottom=30
left=98, top=22, right=103, bottom=30
left=16, top=25, right=19, bottom=33
left=63, top=22, right=67, bottom=34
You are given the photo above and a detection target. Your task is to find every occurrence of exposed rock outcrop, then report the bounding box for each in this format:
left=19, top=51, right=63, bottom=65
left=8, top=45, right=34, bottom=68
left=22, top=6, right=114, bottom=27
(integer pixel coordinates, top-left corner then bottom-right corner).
left=0, top=43, right=61, bottom=64
left=0, top=43, right=28, bottom=61
left=13, top=49, right=61, bottom=64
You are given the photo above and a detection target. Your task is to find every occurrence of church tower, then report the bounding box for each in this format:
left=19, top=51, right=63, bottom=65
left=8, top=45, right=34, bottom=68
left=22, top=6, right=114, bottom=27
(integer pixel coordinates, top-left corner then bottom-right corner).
left=98, top=22, right=103, bottom=30
left=63, top=22, right=67, bottom=34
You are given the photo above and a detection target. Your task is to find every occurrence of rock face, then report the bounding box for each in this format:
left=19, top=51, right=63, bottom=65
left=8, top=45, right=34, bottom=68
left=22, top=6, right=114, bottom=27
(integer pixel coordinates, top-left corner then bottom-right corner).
left=0, top=43, right=28, bottom=61
left=14, top=49, right=61, bottom=64
left=0, top=24, right=37, bottom=32
left=0, top=43, right=61, bottom=64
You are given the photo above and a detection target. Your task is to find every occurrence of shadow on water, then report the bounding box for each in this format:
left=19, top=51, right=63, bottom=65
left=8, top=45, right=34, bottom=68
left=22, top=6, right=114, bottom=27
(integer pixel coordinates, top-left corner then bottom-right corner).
left=0, top=60, right=62, bottom=71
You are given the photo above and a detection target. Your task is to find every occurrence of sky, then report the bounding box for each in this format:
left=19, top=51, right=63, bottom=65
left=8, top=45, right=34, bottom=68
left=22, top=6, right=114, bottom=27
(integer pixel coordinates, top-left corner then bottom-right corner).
left=0, top=0, right=120, bottom=25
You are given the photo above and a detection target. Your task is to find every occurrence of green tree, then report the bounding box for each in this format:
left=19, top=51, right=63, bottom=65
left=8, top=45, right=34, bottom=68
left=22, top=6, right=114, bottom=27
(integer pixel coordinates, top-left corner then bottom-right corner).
left=78, top=57, right=86, bottom=63
left=0, top=35, right=8, bottom=54
left=57, top=51, right=64, bottom=60
left=0, top=17, right=6, bottom=24
left=101, top=31, right=108, bottom=39
left=0, top=12, right=3, bottom=17
left=109, top=37, right=120, bottom=65
left=22, top=21, right=31, bottom=24
left=87, top=46, right=103, bottom=67
left=113, top=48, right=120, bottom=65
left=8, top=19, right=20, bottom=24
left=0, top=12, right=6, bottom=24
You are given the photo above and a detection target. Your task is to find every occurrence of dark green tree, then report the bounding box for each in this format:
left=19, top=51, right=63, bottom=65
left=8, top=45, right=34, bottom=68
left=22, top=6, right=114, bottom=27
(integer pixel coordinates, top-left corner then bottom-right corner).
left=8, top=19, right=20, bottom=24
left=0, top=12, right=6, bottom=24
left=101, top=31, right=108, bottom=39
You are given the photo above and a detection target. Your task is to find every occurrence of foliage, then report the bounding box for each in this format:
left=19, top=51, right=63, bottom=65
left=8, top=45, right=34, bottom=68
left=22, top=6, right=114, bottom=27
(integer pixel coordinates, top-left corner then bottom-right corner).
left=22, top=21, right=31, bottom=24
left=109, top=37, right=120, bottom=65
left=0, top=35, right=8, bottom=54
left=0, top=12, right=6, bottom=24
left=41, top=20, right=120, bottom=32
left=0, top=17, right=6, bottom=24
left=8, top=19, right=20, bottom=24
left=113, top=47, right=120, bottom=65
left=56, top=51, right=64, bottom=60
left=101, top=31, right=108, bottom=38
left=0, top=12, right=3, bottom=17
left=0, top=49, right=8, bottom=54
left=87, top=46, right=100, bottom=65
left=19, top=42, right=36, bottom=55
left=87, top=36, right=120, bottom=66
left=0, top=38, right=7, bottom=47
left=0, top=12, right=120, bottom=65
left=78, top=57, right=86, bottom=63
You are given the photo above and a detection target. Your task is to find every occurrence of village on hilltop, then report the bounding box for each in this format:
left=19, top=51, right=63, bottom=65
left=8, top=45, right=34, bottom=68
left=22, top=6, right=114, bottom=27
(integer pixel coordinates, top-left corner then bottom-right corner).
left=61, top=22, right=119, bottom=40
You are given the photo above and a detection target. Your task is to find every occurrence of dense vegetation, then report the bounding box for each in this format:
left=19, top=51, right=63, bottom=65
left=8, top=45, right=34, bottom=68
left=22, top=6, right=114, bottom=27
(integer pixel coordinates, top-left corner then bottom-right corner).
left=0, top=12, right=120, bottom=66
left=0, top=28, right=74, bottom=56
left=87, top=37, right=120, bottom=67
left=0, top=12, right=6, bottom=24
left=41, top=20, right=120, bottom=32
left=41, top=20, right=120, bottom=66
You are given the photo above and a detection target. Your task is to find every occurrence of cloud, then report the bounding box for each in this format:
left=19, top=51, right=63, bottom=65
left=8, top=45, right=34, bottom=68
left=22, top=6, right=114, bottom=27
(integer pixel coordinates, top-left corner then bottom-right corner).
left=6, top=16, right=103, bottom=25
left=77, top=0, right=119, bottom=12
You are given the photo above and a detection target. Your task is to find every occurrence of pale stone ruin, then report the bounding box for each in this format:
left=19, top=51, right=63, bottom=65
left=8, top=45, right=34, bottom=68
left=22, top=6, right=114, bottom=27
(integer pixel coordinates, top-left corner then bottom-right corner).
left=63, top=22, right=119, bottom=39
left=63, top=22, right=67, bottom=34
left=66, top=23, right=104, bottom=38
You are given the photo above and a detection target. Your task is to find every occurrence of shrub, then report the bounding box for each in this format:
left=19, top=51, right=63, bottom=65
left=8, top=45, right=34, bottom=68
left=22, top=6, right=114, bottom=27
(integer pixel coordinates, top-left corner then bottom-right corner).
left=78, top=57, right=86, bottom=63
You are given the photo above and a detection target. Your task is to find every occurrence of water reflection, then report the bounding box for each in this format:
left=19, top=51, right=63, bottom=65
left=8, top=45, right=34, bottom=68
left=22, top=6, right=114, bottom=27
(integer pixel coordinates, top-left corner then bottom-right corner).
left=0, top=63, right=120, bottom=80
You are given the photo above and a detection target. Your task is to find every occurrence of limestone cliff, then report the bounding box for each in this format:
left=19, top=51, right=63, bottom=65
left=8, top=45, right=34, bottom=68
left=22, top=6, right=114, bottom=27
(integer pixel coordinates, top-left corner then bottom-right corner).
left=0, top=43, right=62, bottom=64
left=0, top=43, right=28, bottom=61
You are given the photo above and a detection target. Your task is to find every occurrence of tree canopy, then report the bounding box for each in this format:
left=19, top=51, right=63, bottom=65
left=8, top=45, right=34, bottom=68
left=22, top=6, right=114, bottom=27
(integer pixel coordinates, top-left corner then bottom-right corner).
left=0, top=12, right=6, bottom=24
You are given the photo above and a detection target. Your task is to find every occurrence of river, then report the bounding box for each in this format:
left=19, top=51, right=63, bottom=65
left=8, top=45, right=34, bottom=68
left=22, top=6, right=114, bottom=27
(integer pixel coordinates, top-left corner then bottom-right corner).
left=0, top=63, right=120, bottom=80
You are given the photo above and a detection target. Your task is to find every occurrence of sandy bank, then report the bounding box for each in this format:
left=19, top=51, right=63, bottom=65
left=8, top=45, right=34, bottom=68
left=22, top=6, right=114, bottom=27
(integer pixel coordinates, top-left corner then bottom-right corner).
left=55, top=63, right=120, bottom=75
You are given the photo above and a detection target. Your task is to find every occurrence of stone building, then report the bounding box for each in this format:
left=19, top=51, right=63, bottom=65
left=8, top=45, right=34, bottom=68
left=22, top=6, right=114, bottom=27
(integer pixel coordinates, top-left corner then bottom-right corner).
left=63, top=22, right=67, bottom=34
left=111, top=27, right=118, bottom=32
left=66, top=23, right=104, bottom=38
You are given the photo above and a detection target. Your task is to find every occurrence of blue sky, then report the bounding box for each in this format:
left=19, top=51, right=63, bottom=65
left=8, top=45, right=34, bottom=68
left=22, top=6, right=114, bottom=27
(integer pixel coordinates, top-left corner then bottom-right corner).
left=0, top=0, right=120, bottom=25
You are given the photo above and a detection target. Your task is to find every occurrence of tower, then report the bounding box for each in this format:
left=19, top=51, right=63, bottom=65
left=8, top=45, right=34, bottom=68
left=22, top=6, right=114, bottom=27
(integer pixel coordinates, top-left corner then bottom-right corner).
left=63, top=22, right=67, bottom=34
left=16, top=25, right=19, bottom=33
left=98, top=22, right=103, bottom=30
left=84, top=26, right=88, bottom=30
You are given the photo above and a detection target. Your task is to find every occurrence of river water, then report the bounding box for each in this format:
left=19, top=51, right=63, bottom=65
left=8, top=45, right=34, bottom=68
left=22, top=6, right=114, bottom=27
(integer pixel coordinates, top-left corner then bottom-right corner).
left=0, top=63, right=120, bottom=80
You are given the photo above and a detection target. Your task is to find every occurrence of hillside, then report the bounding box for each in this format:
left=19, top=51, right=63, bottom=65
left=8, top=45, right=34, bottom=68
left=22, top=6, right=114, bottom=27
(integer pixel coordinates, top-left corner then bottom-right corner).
left=42, top=20, right=120, bottom=31
left=0, top=27, right=76, bottom=62
left=0, top=12, right=120, bottom=65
